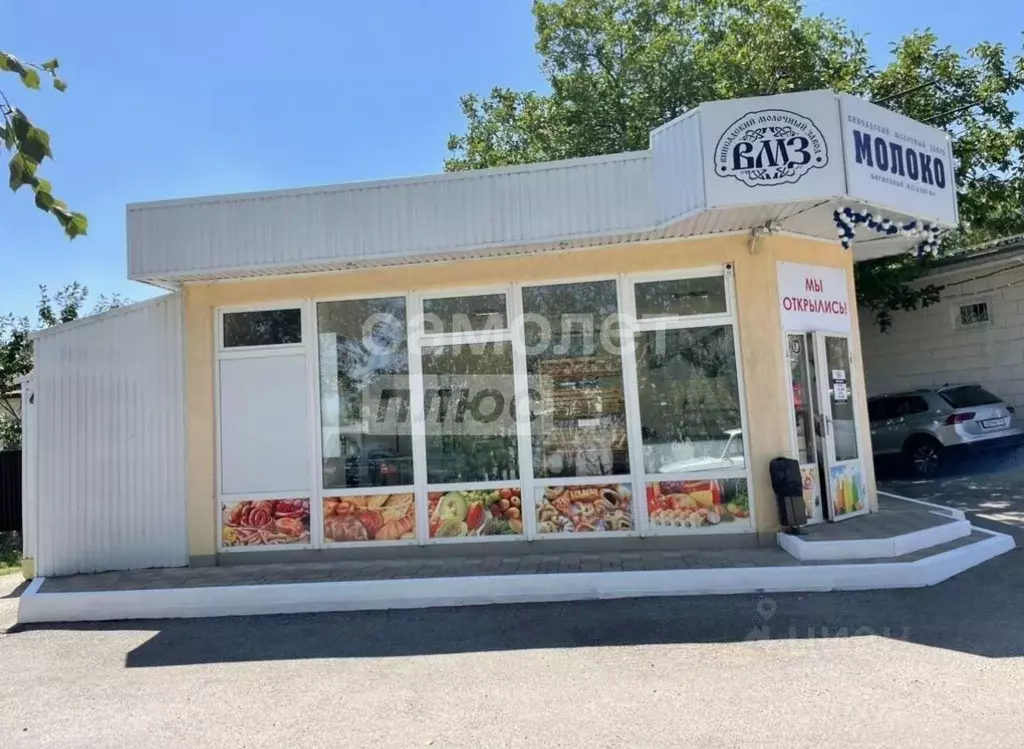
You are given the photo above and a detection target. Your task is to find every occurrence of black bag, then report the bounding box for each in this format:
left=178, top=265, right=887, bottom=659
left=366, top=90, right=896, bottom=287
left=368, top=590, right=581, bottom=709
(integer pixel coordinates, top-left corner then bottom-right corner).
left=770, top=456, right=807, bottom=529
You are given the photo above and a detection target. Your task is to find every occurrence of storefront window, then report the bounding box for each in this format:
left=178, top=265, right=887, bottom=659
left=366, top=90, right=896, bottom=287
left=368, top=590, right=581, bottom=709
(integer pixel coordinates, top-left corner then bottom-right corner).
left=522, top=281, right=629, bottom=478
left=634, top=277, right=727, bottom=319
left=635, top=325, right=744, bottom=475
left=422, top=293, right=507, bottom=335
left=317, top=298, right=414, bottom=490
left=420, top=340, right=519, bottom=484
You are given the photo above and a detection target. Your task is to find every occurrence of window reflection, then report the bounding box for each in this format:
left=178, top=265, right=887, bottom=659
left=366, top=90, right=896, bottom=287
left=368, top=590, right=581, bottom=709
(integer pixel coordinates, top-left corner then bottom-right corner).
left=522, top=281, right=629, bottom=478
left=635, top=326, right=743, bottom=474
left=317, top=298, right=414, bottom=490
left=421, top=340, right=519, bottom=484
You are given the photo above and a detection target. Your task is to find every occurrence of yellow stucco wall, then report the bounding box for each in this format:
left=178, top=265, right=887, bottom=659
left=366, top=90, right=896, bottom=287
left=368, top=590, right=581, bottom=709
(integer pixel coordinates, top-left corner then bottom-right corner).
left=184, top=234, right=876, bottom=558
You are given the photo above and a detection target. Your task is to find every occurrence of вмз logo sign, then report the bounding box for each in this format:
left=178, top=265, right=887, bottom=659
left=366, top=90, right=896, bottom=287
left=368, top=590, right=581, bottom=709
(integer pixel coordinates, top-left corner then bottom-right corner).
left=713, top=109, right=828, bottom=187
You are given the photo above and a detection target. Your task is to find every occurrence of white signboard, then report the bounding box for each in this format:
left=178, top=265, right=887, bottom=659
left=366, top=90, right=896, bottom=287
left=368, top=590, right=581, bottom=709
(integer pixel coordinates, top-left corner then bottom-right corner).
left=777, top=262, right=851, bottom=334
left=839, top=94, right=958, bottom=226
left=701, top=90, right=845, bottom=209
left=833, top=383, right=850, bottom=403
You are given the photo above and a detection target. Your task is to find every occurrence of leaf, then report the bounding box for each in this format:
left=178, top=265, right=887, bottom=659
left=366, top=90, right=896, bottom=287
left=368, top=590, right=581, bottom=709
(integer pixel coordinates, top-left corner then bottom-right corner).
left=34, top=189, right=55, bottom=211
left=8, top=152, right=37, bottom=191
left=19, top=127, right=53, bottom=164
left=10, top=110, right=32, bottom=141
left=40, top=58, right=59, bottom=73
left=52, top=78, right=67, bottom=93
left=66, top=212, right=88, bottom=239
left=19, top=67, right=41, bottom=90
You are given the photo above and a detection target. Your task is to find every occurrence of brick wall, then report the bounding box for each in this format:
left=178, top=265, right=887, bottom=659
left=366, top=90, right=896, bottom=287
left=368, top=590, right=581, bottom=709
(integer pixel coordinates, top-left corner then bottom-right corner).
left=860, top=261, right=1024, bottom=408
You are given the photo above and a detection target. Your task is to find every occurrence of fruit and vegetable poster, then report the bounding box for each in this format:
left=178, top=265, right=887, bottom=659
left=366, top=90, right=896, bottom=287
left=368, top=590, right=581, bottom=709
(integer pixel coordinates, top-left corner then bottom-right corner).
left=536, top=484, right=633, bottom=533
left=429, top=488, right=523, bottom=538
left=646, top=479, right=750, bottom=530
left=828, top=463, right=866, bottom=517
left=221, top=499, right=311, bottom=547
left=324, top=493, right=416, bottom=543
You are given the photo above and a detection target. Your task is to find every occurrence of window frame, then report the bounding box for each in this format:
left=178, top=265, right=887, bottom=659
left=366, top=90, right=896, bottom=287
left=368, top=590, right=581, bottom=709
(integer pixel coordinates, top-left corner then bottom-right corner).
left=217, top=303, right=306, bottom=355
left=518, top=275, right=639, bottom=539
left=954, top=298, right=993, bottom=330
left=213, top=267, right=756, bottom=552
left=214, top=300, right=316, bottom=553
left=621, top=266, right=755, bottom=537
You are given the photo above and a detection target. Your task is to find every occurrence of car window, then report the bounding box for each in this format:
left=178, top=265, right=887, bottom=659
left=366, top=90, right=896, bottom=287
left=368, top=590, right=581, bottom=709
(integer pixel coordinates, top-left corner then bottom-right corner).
left=939, top=385, right=1002, bottom=409
left=891, top=396, right=929, bottom=417
left=868, top=398, right=892, bottom=422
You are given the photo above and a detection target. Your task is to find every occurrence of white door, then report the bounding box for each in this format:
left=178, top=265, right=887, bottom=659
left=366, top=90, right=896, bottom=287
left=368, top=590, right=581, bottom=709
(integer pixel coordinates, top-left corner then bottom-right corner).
left=784, top=333, right=824, bottom=524
left=812, top=333, right=869, bottom=521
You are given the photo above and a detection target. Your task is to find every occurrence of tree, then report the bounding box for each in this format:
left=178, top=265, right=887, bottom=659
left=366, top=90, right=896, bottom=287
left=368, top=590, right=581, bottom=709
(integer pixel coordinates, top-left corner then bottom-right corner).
left=0, top=285, right=128, bottom=449
left=1, top=51, right=87, bottom=238
left=446, top=0, right=1024, bottom=330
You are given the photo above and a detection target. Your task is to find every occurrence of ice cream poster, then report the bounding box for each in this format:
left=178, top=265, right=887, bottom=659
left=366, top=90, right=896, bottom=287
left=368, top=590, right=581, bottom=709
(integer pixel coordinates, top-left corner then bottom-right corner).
left=828, top=463, right=866, bottom=517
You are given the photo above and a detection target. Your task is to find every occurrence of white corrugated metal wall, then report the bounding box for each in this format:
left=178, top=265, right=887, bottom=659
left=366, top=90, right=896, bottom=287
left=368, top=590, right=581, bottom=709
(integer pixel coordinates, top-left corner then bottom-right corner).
left=127, top=153, right=654, bottom=281
left=29, top=294, right=187, bottom=577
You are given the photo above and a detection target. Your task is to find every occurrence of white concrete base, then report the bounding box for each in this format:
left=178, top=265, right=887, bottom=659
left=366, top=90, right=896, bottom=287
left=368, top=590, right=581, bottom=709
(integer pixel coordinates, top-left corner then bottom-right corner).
left=778, top=516, right=972, bottom=561
left=17, top=527, right=1015, bottom=624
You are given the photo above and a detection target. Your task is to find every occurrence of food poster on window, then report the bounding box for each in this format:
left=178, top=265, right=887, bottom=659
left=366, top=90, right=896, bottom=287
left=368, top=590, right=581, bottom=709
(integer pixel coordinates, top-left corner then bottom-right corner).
left=536, top=484, right=634, bottom=534
left=428, top=488, right=523, bottom=538
left=828, top=463, right=867, bottom=517
left=221, top=498, right=311, bottom=548
left=646, top=479, right=751, bottom=530
left=800, top=466, right=821, bottom=520
left=323, top=493, right=416, bottom=543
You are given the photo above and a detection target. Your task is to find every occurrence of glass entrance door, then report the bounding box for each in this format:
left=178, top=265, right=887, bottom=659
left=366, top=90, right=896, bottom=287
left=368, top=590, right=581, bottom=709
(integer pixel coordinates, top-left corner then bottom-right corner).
left=785, top=333, right=824, bottom=524
left=812, top=334, right=869, bottom=521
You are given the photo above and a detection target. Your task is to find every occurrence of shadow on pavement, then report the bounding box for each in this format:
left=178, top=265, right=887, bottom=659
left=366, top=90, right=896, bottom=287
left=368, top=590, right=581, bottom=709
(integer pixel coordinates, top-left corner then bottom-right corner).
left=11, top=551, right=1024, bottom=665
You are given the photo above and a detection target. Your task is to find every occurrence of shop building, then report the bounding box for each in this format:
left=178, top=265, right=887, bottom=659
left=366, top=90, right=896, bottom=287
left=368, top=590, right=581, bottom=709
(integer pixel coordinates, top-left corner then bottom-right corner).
left=20, top=90, right=963, bottom=582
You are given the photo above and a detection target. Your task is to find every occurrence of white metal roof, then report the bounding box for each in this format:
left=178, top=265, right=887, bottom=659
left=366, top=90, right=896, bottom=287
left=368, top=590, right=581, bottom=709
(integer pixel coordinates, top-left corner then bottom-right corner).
left=127, top=90, right=959, bottom=286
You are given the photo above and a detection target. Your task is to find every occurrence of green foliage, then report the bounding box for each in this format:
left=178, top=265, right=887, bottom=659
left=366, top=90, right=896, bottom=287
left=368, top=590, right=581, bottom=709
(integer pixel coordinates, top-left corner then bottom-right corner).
left=0, top=285, right=129, bottom=449
left=0, top=51, right=87, bottom=239
left=445, top=0, right=1024, bottom=329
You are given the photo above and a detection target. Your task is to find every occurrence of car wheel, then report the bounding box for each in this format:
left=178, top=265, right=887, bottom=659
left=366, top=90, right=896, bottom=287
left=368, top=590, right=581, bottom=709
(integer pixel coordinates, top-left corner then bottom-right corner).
left=904, top=438, right=943, bottom=478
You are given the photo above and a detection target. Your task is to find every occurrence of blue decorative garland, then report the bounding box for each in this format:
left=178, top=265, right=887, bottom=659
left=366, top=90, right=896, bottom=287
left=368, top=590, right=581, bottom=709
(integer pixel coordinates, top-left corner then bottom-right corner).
left=833, top=207, right=942, bottom=258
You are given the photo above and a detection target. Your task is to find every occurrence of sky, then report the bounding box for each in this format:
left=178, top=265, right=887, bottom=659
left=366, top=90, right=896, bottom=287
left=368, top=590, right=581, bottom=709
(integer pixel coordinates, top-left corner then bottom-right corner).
left=1, top=0, right=1021, bottom=320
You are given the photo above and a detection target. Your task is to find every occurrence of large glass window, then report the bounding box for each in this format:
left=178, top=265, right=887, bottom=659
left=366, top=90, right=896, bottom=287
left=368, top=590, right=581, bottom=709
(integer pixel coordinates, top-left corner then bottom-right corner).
left=635, top=325, right=744, bottom=475
left=317, top=298, right=414, bottom=490
left=522, top=281, right=629, bottom=478
left=420, top=340, right=519, bottom=484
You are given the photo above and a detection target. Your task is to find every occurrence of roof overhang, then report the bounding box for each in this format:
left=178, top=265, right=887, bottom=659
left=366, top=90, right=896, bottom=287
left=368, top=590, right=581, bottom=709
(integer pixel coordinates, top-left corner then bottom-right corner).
left=127, top=90, right=959, bottom=286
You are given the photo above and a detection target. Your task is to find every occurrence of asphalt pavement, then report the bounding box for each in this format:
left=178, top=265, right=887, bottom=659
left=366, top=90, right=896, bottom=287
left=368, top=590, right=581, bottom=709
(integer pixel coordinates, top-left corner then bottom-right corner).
left=1, top=463, right=1023, bottom=748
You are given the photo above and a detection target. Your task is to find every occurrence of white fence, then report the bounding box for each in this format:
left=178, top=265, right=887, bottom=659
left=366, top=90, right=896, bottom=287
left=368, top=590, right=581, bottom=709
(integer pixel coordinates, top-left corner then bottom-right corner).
left=24, top=294, right=187, bottom=577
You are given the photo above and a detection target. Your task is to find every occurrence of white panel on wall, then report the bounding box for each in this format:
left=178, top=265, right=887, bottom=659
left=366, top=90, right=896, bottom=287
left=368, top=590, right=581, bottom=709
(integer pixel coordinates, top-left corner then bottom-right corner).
left=650, top=111, right=706, bottom=224
left=219, top=354, right=310, bottom=495
left=31, top=295, right=186, bottom=577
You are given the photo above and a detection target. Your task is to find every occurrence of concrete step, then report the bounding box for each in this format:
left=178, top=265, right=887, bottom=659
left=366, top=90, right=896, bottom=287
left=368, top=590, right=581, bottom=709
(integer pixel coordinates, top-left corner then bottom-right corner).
left=778, top=515, right=973, bottom=562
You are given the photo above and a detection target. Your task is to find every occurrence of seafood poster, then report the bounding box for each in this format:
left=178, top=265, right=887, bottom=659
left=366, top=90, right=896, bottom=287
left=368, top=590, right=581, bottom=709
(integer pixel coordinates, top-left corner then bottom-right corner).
left=536, top=484, right=633, bottom=534
left=646, top=479, right=751, bottom=530
left=323, top=493, right=416, bottom=543
left=221, top=499, right=311, bottom=547
left=429, top=488, right=523, bottom=538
